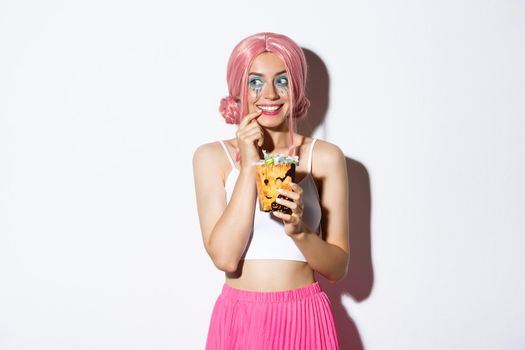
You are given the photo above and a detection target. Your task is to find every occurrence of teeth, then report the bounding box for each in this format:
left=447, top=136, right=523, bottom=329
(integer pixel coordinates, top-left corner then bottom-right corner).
left=258, top=105, right=281, bottom=111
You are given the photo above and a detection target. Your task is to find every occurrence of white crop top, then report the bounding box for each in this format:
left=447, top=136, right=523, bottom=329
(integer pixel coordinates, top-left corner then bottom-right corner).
left=219, top=139, right=322, bottom=262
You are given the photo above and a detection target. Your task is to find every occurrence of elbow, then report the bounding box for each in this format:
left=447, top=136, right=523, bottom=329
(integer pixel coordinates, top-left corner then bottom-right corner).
left=323, top=267, right=347, bottom=284
left=216, top=261, right=239, bottom=273
left=327, top=271, right=347, bottom=284
left=327, top=252, right=350, bottom=284
left=212, top=256, right=239, bottom=273
left=206, top=238, right=239, bottom=273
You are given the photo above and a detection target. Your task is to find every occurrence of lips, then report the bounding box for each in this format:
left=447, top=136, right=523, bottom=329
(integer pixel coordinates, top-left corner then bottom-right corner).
left=257, top=104, right=283, bottom=116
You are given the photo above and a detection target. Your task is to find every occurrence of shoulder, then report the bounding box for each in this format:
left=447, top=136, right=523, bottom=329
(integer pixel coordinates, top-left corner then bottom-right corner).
left=313, top=139, right=345, bottom=164
left=193, top=141, right=229, bottom=174
left=311, top=139, right=346, bottom=176
left=193, top=141, right=221, bottom=163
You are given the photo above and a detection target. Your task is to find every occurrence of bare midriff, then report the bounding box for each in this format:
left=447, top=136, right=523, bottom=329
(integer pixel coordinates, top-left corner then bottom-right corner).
left=225, top=259, right=316, bottom=292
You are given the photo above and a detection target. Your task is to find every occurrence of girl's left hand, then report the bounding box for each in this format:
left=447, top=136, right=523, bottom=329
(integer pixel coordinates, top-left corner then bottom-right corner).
left=272, top=183, right=304, bottom=237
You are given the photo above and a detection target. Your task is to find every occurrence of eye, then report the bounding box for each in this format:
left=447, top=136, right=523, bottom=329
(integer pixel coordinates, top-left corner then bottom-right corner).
left=264, top=179, right=269, bottom=185
left=275, top=75, right=289, bottom=87
left=248, top=77, right=264, bottom=89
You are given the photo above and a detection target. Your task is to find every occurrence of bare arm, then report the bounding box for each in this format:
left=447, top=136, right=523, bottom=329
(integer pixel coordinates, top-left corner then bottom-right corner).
left=277, top=141, right=350, bottom=282
left=193, top=111, right=264, bottom=273
left=193, top=144, right=258, bottom=272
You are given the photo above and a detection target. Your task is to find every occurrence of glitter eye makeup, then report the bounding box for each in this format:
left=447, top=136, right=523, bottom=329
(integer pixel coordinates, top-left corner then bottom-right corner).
left=248, top=76, right=264, bottom=99
left=274, top=75, right=289, bottom=96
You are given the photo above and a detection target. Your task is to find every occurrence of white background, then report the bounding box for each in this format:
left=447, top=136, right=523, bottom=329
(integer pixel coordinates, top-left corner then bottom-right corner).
left=1, top=1, right=524, bottom=349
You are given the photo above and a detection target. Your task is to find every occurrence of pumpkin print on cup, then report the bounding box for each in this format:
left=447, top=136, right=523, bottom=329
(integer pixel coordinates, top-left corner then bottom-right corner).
left=255, top=163, right=296, bottom=214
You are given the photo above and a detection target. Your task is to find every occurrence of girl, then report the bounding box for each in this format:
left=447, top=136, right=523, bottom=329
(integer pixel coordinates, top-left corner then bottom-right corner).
left=193, top=32, right=349, bottom=349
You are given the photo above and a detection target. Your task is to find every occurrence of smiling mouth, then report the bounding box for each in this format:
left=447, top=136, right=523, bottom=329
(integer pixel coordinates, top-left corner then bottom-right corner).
left=265, top=195, right=273, bottom=199
left=257, top=104, right=283, bottom=115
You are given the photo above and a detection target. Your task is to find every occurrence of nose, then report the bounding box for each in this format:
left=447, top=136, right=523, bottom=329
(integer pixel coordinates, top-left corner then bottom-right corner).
left=261, top=81, right=279, bottom=100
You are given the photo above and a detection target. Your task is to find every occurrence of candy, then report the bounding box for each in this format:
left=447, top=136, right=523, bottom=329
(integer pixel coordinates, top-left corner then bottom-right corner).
left=258, top=150, right=299, bottom=166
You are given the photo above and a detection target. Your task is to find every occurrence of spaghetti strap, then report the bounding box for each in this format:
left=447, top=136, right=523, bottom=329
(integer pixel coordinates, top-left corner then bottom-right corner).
left=307, top=138, right=318, bottom=174
left=219, top=140, right=237, bottom=170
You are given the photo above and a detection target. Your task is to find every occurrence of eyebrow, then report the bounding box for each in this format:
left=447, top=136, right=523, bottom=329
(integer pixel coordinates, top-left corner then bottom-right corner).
left=248, top=70, right=287, bottom=77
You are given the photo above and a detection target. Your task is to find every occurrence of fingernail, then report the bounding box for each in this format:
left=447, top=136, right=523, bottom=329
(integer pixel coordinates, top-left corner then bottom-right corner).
left=277, top=189, right=283, bottom=193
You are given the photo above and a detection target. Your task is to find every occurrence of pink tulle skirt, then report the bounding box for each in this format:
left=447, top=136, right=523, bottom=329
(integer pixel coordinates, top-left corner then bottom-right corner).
left=205, top=281, right=339, bottom=349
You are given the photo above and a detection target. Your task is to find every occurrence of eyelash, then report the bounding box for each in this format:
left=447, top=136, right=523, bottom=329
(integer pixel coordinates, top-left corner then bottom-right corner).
left=248, top=78, right=264, bottom=89
left=248, top=76, right=289, bottom=89
left=275, top=76, right=288, bottom=86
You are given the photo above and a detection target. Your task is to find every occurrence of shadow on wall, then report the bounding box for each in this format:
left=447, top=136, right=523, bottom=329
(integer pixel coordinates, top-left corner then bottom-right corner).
left=301, top=48, right=374, bottom=350
left=296, top=49, right=329, bottom=138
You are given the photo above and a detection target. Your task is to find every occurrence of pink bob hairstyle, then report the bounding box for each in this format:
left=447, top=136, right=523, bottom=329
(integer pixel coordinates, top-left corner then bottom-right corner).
left=219, top=32, right=310, bottom=158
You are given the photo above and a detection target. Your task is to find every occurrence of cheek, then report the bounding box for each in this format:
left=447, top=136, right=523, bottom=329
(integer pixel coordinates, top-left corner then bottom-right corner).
left=276, top=85, right=289, bottom=97
left=278, top=89, right=290, bottom=106
left=248, top=87, right=262, bottom=100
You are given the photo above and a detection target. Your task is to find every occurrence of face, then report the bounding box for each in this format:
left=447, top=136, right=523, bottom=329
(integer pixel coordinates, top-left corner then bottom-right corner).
left=246, top=52, right=290, bottom=128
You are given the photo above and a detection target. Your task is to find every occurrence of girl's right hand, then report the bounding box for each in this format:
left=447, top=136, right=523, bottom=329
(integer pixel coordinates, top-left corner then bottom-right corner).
left=236, top=109, right=263, bottom=170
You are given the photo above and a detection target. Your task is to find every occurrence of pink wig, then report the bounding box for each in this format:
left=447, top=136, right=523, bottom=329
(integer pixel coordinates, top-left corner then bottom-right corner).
left=219, top=32, right=310, bottom=159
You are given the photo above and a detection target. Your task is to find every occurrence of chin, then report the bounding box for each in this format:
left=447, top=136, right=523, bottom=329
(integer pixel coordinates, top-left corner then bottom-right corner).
left=259, top=116, right=288, bottom=129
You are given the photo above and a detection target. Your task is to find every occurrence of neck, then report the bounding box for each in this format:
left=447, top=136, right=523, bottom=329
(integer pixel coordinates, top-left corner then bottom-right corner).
left=262, top=130, right=290, bottom=152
